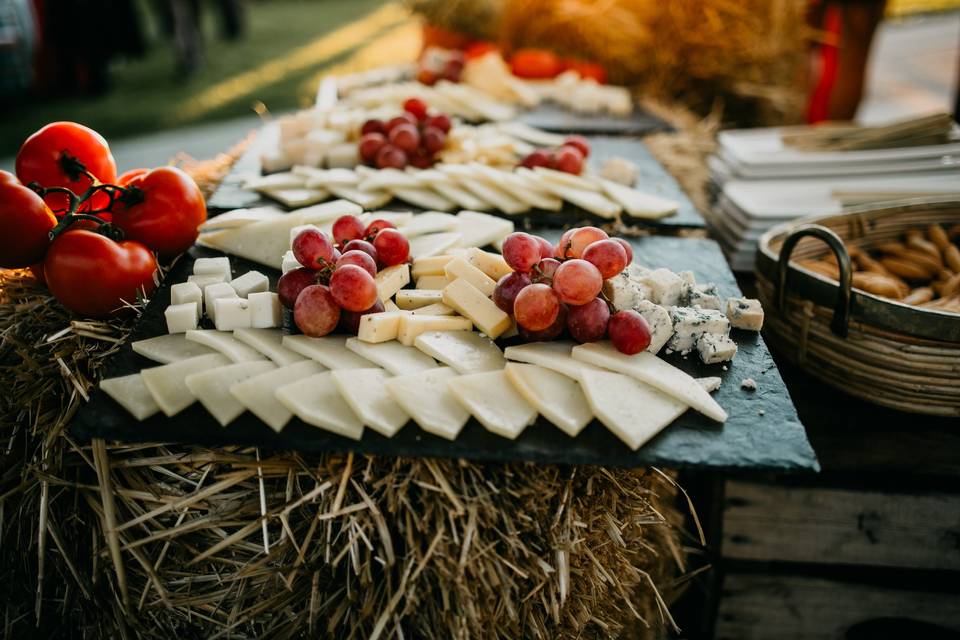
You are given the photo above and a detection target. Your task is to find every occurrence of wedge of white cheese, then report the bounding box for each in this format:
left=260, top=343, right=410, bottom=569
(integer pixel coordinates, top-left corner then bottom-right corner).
left=398, top=211, right=459, bottom=237
left=331, top=368, right=409, bottom=437
left=504, top=363, right=592, bottom=437
left=503, top=341, right=600, bottom=380
left=408, top=232, right=463, bottom=260
left=185, top=330, right=267, bottom=363
left=384, top=367, right=469, bottom=440
left=282, top=334, right=375, bottom=369
left=232, top=328, right=306, bottom=366
left=131, top=334, right=215, bottom=364
left=230, top=360, right=324, bottom=432
left=184, top=360, right=277, bottom=426
left=375, top=264, right=411, bottom=302
left=100, top=373, right=160, bottom=421
left=397, top=315, right=472, bottom=346
left=455, top=211, right=514, bottom=249
left=448, top=370, right=537, bottom=440
left=597, top=178, right=678, bottom=219
left=345, top=338, right=437, bottom=375
left=414, top=330, right=505, bottom=374
left=140, top=353, right=230, bottom=417
left=275, top=371, right=363, bottom=439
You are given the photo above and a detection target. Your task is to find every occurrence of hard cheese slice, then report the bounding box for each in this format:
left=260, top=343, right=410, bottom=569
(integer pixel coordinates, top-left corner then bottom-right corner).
left=571, top=342, right=728, bottom=423
left=504, top=363, right=592, bottom=437
left=232, top=328, right=306, bottom=366
left=384, top=367, right=468, bottom=440
left=275, top=371, right=363, bottom=440
left=456, top=211, right=514, bottom=249
left=331, top=368, right=409, bottom=437
left=414, top=331, right=505, bottom=374
left=230, top=360, right=324, bottom=431
left=375, top=264, right=411, bottom=302
left=397, top=315, right=472, bottom=346
left=408, top=232, right=462, bottom=259
left=140, top=353, right=230, bottom=417
left=185, top=330, right=267, bottom=363
left=345, top=338, right=437, bottom=375
left=448, top=370, right=537, bottom=439
left=282, top=335, right=375, bottom=369
left=131, top=334, right=215, bottom=364
left=503, top=341, right=599, bottom=381
left=184, top=360, right=277, bottom=426
left=442, top=278, right=511, bottom=339
left=100, top=373, right=160, bottom=421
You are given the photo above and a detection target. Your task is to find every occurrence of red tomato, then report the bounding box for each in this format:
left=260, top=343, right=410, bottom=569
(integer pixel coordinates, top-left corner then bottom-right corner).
left=510, top=49, right=562, bottom=79
left=0, top=181, right=58, bottom=268
left=563, top=59, right=607, bottom=84
left=45, top=230, right=157, bottom=318
left=15, top=122, right=117, bottom=213
left=112, top=166, right=206, bottom=256
left=0, top=170, right=19, bottom=186
left=465, top=41, right=498, bottom=59
left=117, top=168, right=149, bottom=185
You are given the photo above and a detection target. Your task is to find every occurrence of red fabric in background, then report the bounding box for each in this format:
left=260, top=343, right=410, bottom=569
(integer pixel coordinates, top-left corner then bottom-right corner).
left=807, top=4, right=843, bottom=123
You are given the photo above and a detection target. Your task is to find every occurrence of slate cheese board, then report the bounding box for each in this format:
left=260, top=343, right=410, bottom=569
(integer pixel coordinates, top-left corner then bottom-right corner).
left=517, top=102, right=672, bottom=136
left=72, top=234, right=817, bottom=472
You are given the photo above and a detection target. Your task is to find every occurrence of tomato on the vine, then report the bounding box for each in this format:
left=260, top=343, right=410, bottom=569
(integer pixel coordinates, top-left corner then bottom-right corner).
left=0, top=170, right=19, bottom=186
left=111, top=166, right=206, bottom=256
left=563, top=59, right=607, bottom=84
left=44, top=230, right=157, bottom=318
left=15, top=122, right=117, bottom=213
left=510, top=49, right=562, bottom=79
left=0, top=180, right=58, bottom=268
left=117, top=168, right=149, bottom=186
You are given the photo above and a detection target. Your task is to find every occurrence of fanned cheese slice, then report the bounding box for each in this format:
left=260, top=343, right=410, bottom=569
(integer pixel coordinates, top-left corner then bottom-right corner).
left=392, top=187, right=456, bottom=212
left=327, top=186, right=393, bottom=209
left=357, top=168, right=420, bottom=191
left=199, top=206, right=284, bottom=231
left=276, top=371, right=363, bottom=439
left=571, top=342, right=728, bottom=423
left=184, top=360, right=277, bottom=426
left=232, top=328, right=306, bottom=366
left=455, top=211, right=514, bottom=250
left=384, top=367, right=469, bottom=440
left=185, top=330, right=267, bottom=363
left=505, top=363, right=592, bottom=437
left=597, top=178, right=678, bottom=219
left=100, top=373, right=160, bottom=421
left=131, top=334, right=215, bottom=364
left=140, top=353, right=230, bottom=417
left=230, top=360, right=324, bottom=431
left=331, top=369, right=409, bottom=437
left=364, top=211, right=414, bottom=227
left=539, top=181, right=621, bottom=219
left=397, top=212, right=459, bottom=237
left=375, top=264, right=411, bottom=301
left=344, top=338, right=437, bottom=375
left=503, top=341, right=600, bottom=380
left=243, top=172, right=305, bottom=190
left=471, top=165, right=562, bottom=211
left=456, top=176, right=529, bottom=215
left=260, top=187, right=329, bottom=208
left=448, top=370, right=537, bottom=439
left=414, top=331, right=505, bottom=374
left=432, top=181, right=491, bottom=211
left=530, top=166, right=601, bottom=192
left=408, top=233, right=462, bottom=259
left=282, top=334, right=375, bottom=369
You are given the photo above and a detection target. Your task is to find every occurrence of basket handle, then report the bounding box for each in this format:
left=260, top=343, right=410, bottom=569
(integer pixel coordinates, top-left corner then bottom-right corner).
left=776, top=224, right=852, bottom=337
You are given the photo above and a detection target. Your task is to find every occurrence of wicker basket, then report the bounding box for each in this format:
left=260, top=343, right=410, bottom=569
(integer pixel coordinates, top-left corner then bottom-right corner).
left=755, top=198, right=960, bottom=417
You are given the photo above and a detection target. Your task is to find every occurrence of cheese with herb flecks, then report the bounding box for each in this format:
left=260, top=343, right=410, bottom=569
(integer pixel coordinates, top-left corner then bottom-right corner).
left=639, top=268, right=685, bottom=307
left=696, top=333, right=738, bottom=364
left=726, top=297, right=764, bottom=331
left=666, top=307, right=730, bottom=355
left=633, top=300, right=673, bottom=354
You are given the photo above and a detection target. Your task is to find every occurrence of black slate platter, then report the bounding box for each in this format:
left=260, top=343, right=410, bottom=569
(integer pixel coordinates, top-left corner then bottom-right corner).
left=71, top=234, right=817, bottom=472
left=517, top=102, right=672, bottom=136
left=207, top=127, right=705, bottom=230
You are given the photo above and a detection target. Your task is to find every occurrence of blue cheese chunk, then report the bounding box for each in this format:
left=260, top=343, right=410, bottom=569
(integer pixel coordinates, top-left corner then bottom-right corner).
left=689, top=283, right=722, bottom=310
left=602, top=272, right=652, bottom=312
left=634, top=300, right=673, bottom=354
left=696, top=333, right=738, bottom=364
left=726, top=297, right=764, bottom=331
left=667, top=307, right=730, bottom=355
left=639, top=268, right=685, bottom=307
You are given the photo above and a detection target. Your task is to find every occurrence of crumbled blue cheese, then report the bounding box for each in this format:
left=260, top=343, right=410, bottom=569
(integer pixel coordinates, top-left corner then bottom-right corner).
left=639, top=268, right=685, bottom=307
left=667, top=307, right=731, bottom=354
left=689, top=283, right=722, bottom=310
left=726, top=297, right=764, bottom=331
left=741, top=378, right=757, bottom=391
left=602, top=272, right=652, bottom=312
left=696, top=333, right=738, bottom=364
left=634, top=300, right=673, bottom=354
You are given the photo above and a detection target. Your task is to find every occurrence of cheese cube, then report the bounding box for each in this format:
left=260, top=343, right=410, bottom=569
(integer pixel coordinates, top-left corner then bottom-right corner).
left=634, top=300, right=673, bottom=354
left=666, top=307, right=730, bottom=355
left=726, top=297, right=764, bottom=331
left=442, top=278, right=511, bottom=339
left=170, top=282, right=202, bottom=318
left=204, top=282, right=239, bottom=321
left=375, top=264, right=411, bottom=302
left=188, top=273, right=227, bottom=288
left=357, top=311, right=407, bottom=343
left=639, top=268, right=684, bottom=307
left=396, top=289, right=443, bottom=310
left=165, top=303, right=199, bottom=334
left=466, top=248, right=513, bottom=281
left=697, top=333, right=738, bottom=364
left=214, top=298, right=252, bottom=331
left=411, top=255, right=455, bottom=278
left=281, top=251, right=300, bottom=274
left=397, top=314, right=472, bottom=346
left=689, top=283, right=722, bottom=310
left=410, top=303, right=454, bottom=316
left=229, top=271, right=269, bottom=298
left=416, top=275, right=453, bottom=290
left=383, top=299, right=401, bottom=312
left=602, top=272, right=652, bottom=312
left=193, top=257, right=232, bottom=282
left=444, top=257, right=497, bottom=297
left=249, top=292, right=282, bottom=328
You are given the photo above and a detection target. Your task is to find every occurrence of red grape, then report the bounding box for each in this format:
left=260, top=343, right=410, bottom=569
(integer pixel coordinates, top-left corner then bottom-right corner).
left=534, top=235, right=554, bottom=259
left=336, top=249, right=377, bottom=277
left=332, top=215, right=365, bottom=246
left=552, top=259, right=603, bottom=305
left=278, top=267, right=317, bottom=309
left=493, top=271, right=532, bottom=313
left=375, top=145, right=408, bottom=169
left=329, top=264, right=378, bottom=312
left=568, top=226, right=608, bottom=258
left=388, top=123, right=421, bottom=154
left=358, top=133, right=386, bottom=164
left=364, top=218, right=396, bottom=237
left=582, top=239, right=628, bottom=279
left=294, top=284, right=340, bottom=337
left=373, top=228, right=410, bottom=266
left=520, top=149, right=551, bottom=169
left=386, top=114, right=416, bottom=131
left=331, top=248, right=341, bottom=263
left=502, top=232, right=541, bottom=272
left=339, top=299, right=385, bottom=334
left=416, top=68, right=438, bottom=86
left=563, top=135, right=590, bottom=158
left=533, top=257, right=560, bottom=284
left=403, top=98, right=429, bottom=121
left=554, top=146, right=584, bottom=175
left=555, top=228, right=576, bottom=259
left=409, top=149, right=433, bottom=169
left=443, top=58, right=464, bottom=82
left=608, top=310, right=652, bottom=354
left=292, top=228, right=335, bottom=269
left=422, top=126, right=446, bottom=154
left=425, top=113, right=451, bottom=134
left=361, top=119, right=385, bottom=135
left=513, top=283, right=560, bottom=331
left=343, top=239, right=378, bottom=263
left=519, top=303, right=567, bottom=341
left=566, top=298, right=610, bottom=343
left=613, top=237, right=633, bottom=264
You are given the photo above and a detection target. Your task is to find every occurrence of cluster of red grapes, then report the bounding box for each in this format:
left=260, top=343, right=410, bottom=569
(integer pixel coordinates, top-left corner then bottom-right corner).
left=518, top=135, right=590, bottom=175
left=494, top=227, right=652, bottom=354
left=277, top=215, right=410, bottom=337
left=358, top=98, right=452, bottom=170
left=416, top=48, right=466, bottom=86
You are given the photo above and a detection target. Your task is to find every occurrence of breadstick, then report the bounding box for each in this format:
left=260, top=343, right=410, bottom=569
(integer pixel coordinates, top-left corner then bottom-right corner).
left=942, top=272, right=960, bottom=298
left=945, top=245, right=960, bottom=273
left=927, top=224, right=950, bottom=251
left=880, top=256, right=936, bottom=280
left=798, top=259, right=839, bottom=279
left=902, top=287, right=934, bottom=305
left=852, top=272, right=907, bottom=299
left=906, top=236, right=943, bottom=265
left=948, top=225, right=960, bottom=240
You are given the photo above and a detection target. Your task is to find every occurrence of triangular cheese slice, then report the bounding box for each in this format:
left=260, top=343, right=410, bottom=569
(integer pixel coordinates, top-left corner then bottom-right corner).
left=232, top=328, right=306, bottom=366
left=230, top=360, right=324, bottom=431
left=384, top=367, right=468, bottom=440
left=448, top=370, right=537, bottom=440
left=392, top=187, right=456, bottom=212
left=455, top=211, right=514, bottom=251
left=505, top=363, right=592, bottom=437
left=503, top=341, right=600, bottom=380
left=399, top=212, right=459, bottom=237
left=408, top=232, right=462, bottom=259
left=282, top=335, right=375, bottom=369
left=276, top=371, right=364, bottom=439
left=413, top=331, right=505, bottom=374
left=597, top=178, right=678, bottom=219
left=131, top=334, right=216, bottom=364
left=140, top=353, right=230, bottom=417
left=185, top=360, right=276, bottom=426
left=100, top=373, right=160, bottom=421
left=345, top=338, right=437, bottom=375
left=185, top=330, right=267, bottom=363
left=331, top=369, right=409, bottom=437
left=199, top=206, right=285, bottom=231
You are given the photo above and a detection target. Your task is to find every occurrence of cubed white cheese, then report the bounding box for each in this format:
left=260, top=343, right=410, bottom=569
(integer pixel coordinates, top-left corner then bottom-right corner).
left=229, top=270, right=269, bottom=298
left=466, top=248, right=513, bottom=281
left=170, top=282, right=202, bottom=318
left=193, top=256, right=232, bottom=282
left=442, top=278, right=511, bottom=339
left=395, top=289, right=443, bottom=310
left=639, top=268, right=684, bottom=307
left=214, top=298, right=252, bottom=331
left=411, top=255, right=456, bottom=278
left=634, top=300, right=673, bottom=354
left=248, top=292, right=282, bottom=328
left=281, top=251, right=300, bottom=274
left=444, top=256, right=497, bottom=297
left=187, top=273, right=227, bottom=288
left=397, top=314, right=472, bottom=346
left=204, top=282, right=239, bottom=322
left=416, top=275, right=453, bottom=290
left=165, top=303, right=199, bottom=333
left=357, top=311, right=407, bottom=343
left=696, top=333, right=738, bottom=364
left=602, top=272, right=652, bottom=312
left=689, top=283, right=722, bottom=311
left=667, top=307, right=730, bottom=355
left=726, top=297, right=764, bottom=331
left=375, top=264, right=411, bottom=302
